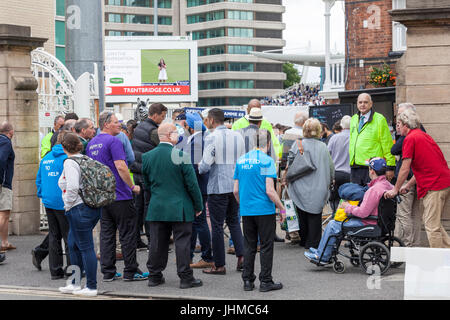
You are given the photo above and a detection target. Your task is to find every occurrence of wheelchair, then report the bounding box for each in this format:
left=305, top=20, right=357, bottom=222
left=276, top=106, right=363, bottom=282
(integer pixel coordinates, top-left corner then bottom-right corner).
left=310, top=194, right=405, bottom=275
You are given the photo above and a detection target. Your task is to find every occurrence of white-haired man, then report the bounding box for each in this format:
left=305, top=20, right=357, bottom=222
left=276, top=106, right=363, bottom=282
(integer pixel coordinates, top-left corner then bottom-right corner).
left=385, top=109, right=450, bottom=248
left=284, top=111, right=308, bottom=137
left=327, top=115, right=351, bottom=212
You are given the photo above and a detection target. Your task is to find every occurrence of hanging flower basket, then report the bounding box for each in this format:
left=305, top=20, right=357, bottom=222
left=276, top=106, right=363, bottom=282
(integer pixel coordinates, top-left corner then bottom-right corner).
left=368, top=63, right=396, bottom=87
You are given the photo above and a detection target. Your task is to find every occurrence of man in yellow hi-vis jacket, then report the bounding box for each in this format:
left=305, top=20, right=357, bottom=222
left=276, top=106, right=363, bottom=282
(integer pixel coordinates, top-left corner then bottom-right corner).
left=349, top=93, right=395, bottom=186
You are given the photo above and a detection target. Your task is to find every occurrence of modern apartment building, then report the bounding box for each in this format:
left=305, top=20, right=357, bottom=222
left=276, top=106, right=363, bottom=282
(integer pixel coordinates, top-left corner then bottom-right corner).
left=104, top=0, right=286, bottom=107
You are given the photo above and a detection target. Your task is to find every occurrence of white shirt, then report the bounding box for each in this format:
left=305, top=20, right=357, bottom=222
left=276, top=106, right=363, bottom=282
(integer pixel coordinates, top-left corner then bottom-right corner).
left=58, top=154, right=84, bottom=211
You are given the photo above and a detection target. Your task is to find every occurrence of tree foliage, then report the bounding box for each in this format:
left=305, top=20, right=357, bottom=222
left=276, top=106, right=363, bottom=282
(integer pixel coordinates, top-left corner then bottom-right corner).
left=283, top=63, right=301, bottom=89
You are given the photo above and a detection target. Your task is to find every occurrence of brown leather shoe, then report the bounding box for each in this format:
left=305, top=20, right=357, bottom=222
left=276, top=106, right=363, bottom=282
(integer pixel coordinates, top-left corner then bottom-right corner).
left=202, top=266, right=226, bottom=275
left=190, top=259, right=215, bottom=269
left=0, top=243, right=16, bottom=251
left=116, top=252, right=123, bottom=260
left=227, top=247, right=235, bottom=255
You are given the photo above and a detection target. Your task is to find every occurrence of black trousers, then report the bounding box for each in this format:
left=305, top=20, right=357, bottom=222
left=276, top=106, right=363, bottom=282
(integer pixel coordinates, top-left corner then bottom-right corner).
left=297, top=207, right=322, bottom=249
left=330, top=170, right=351, bottom=213
left=34, top=234, right=49, bottom=260
left=147, top=221, right=193, bottom=281
left=134, top=182, right=151, bottom=245
left=351, top=167, right=370, bottom=186
left=46, top=208, right=70, bottom=276
left=100, top=199, right=139, bottom=278
left=242, top=214, right=276, bottom=283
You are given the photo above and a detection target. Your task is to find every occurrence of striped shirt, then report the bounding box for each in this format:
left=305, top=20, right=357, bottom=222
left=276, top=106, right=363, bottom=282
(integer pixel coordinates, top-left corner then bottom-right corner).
left=199, top=125, right=245, bottom=194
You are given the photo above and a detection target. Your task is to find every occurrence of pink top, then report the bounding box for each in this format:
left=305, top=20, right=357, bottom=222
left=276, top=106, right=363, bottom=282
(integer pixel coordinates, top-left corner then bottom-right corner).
left=343, top=176, right=393, bottom=225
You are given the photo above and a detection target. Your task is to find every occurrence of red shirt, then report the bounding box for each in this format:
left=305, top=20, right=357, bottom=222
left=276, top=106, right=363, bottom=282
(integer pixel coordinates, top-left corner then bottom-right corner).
left=402, top=129, right=450, bottom=199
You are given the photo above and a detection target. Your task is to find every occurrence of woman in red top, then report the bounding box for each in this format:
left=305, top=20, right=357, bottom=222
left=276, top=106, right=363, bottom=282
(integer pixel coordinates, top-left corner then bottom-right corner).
left=386, top=108, right=450, bottom=248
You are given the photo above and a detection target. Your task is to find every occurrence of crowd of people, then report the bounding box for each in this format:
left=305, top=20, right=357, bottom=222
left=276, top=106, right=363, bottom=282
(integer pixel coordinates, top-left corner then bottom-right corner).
left=0, top=93, right=449, bottom=296
left=260, top=83, right=324, bottom=107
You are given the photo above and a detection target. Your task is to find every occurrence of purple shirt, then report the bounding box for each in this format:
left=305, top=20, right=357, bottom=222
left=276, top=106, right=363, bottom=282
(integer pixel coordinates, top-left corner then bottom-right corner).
left=86, top=133, right=132, bottom=201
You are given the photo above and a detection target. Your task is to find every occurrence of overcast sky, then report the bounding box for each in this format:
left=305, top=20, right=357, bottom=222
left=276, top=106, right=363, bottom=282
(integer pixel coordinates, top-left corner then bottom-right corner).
left=282, top=0, right=346, bottom=55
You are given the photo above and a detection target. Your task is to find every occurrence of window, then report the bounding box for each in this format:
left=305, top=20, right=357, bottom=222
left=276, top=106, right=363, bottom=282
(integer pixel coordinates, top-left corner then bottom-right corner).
left=227, top=11, right=253, bottom=20
left=192, top=28, right=225, bottom=40
left=228, top=45, right=253, bottom=54
left=124, top=0, right=150, bottom=7
left=187, top=0, right=224, bottom=7
left=158, top=16, right=172, bottom=25
left=159, top=32, right=173, bottom=36
left=229, top=62, right=254, bottom=72
left=392, top=0, right=407, bottom=51
left=55, top=46, right=65, bottom=65
left=55, top=20, right=65, bottom=46
left=108, top=0, right=122, bottom=5
left=228, top=28, right=253, bottom=38
left=56, top=0, right=65, bottom=16
left=124, top=14, right=151, bottom=24
left=198, top=63, right=225, bottom=73
left=229, top=80, right=254, bottom=89
left=198, top=97, right=226, bottom=107
left=154, top=0, right=172, bottom=8
left=198, top=45, right=225, bottom=56
left=123, top=31, right=152, bottom=36
left=187, top=11, right=225, bottom=24
left=199, top=80, right=225, bottom=90
left=108, top=30, right=122, bottom=36
left=228, top=97, right=253, bottom=106
left=108, top=13, right=122, bottom=23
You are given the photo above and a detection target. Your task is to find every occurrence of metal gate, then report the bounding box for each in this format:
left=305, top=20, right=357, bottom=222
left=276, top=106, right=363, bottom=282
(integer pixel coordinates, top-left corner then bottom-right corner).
left=31, top=47, right=99, bottom=230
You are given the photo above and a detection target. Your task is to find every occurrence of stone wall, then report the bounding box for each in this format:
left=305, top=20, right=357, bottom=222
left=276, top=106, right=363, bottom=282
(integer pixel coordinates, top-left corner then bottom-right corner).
left=390, top=2, right=450, bottom=221
left=0, top=25, right=46, bottom=235
left=0, top=0, right=54, bottom=55
left=345, top=0, right=400, bottom=90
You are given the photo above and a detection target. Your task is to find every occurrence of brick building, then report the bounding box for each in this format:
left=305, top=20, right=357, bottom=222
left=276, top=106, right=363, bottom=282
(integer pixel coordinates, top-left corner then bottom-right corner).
left=344, top=0, right=406, bottom=91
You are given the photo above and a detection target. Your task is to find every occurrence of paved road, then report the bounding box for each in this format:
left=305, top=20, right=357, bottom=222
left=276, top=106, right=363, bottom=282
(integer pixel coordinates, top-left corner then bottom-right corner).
left=0, top=234, right=404, bottom=300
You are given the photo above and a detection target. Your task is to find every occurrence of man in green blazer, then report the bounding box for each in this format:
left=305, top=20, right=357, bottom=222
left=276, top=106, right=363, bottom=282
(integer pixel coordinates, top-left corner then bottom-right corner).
left=142, top=123, right=204, bottom=289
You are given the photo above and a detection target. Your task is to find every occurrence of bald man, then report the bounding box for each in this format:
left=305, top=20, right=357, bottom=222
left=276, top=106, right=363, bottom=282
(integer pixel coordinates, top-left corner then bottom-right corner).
left=349, top=93, right=395, bottom=186
left=232, top=99, right=282, bottom=159
left=142, top=123, right=204, bottom=289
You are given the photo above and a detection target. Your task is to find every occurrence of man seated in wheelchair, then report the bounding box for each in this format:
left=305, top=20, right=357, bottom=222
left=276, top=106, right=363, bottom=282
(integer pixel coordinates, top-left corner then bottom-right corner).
left=304, top=157, right=393, bottom=265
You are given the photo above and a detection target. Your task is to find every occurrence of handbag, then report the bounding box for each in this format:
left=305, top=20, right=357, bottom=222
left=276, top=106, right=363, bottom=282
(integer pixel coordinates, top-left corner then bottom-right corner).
left=285, top=139, right=316, bottom=184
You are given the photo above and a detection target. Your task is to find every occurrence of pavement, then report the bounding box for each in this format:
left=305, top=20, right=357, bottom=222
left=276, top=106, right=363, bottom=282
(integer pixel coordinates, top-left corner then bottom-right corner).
left=0, top=232, right=405, bottom=300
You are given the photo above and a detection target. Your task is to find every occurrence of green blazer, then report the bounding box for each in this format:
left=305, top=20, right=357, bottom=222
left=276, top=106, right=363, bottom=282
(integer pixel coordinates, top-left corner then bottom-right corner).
left=142, top=143, right=203, bottom=222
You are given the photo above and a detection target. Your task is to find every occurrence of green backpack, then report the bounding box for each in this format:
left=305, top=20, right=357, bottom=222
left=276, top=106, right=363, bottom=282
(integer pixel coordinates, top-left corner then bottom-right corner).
left=67, top=155, right=116, bottom=208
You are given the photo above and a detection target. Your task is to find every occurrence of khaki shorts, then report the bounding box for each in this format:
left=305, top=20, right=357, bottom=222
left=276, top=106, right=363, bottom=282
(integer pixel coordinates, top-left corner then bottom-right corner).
left=0, top=187, right=13, bottom=211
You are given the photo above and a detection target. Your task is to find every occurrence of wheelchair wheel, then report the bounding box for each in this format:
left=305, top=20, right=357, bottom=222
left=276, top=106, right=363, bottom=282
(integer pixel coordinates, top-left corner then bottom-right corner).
left=382, top=236, right=405, bottom=268
left=359, top=242, right=390, bottom=275
left=333, top=261, right=346, bottom=274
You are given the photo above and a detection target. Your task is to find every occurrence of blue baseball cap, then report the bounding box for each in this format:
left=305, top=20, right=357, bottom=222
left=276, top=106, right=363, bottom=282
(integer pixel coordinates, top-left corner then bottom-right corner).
left=186, top=112, right=206, bottom=131
left=367, top=157, right=387, bottom=172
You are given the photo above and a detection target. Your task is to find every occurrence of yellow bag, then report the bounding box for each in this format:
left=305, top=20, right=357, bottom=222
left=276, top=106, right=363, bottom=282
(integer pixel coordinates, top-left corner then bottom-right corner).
left=334, top=200, right=359, bottom=222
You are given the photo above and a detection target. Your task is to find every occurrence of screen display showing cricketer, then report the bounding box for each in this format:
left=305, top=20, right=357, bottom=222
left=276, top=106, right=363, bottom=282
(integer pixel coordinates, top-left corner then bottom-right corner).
left=104, top=37, right=198, bottom=103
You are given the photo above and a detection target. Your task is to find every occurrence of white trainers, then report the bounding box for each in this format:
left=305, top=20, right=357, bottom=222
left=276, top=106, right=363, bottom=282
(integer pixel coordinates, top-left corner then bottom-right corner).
left=59, top=284, right=81, bottom=294
left=72, top=287, right=98, bottom=297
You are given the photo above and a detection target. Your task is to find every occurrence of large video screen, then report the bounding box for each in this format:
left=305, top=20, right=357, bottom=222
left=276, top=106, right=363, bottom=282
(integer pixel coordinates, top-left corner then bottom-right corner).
left=105, top=37, right=198, bottom=103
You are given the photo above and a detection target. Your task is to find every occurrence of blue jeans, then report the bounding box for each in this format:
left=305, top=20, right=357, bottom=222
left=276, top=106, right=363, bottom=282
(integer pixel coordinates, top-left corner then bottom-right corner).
left=65, top=203, right=101, bottom=289
left=190, top=195, right=212, bottom=262
left=316, top=219, right=364, bottom=262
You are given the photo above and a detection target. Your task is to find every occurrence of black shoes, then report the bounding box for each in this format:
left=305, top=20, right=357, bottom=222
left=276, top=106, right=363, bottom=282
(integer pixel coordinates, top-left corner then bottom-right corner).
left=51, top=274, right=65, bottom=280
left=137, top=241, right=148, bottom=252
left=274, top=235, right=285, bottom=242
left=180, top=278, right=203, bottom=289
left=31, top=249, right=42, bottom=271
left=243, top=280, right=255, bottom=291
left=0, top=252, right=5, bottom=264
left=259, top=281, right=283, bottom=292
left=148, top=277, right=165, bottom=287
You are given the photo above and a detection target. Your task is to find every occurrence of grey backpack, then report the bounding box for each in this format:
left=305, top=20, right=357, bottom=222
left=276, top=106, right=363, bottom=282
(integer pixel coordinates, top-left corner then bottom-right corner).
left=67, top=155, right=116, bottom=208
